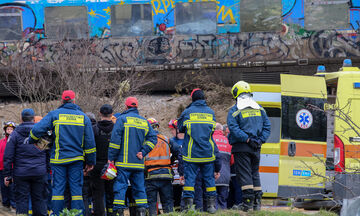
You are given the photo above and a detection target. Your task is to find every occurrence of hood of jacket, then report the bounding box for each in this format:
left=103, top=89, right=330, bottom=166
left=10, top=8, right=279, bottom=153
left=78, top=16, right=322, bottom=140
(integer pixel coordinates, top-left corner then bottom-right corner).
left=58, top=102, right=83, bottom=111
left=187, top=99, right=207, bottom=109
left=122, top=107, right=139, bottom=115
left=15, top=122, right=35, bottom=137
left=97, top=120, right=114, bottom=134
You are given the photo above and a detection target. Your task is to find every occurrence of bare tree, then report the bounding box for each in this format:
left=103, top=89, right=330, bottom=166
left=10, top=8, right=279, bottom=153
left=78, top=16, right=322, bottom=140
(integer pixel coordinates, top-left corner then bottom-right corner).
left=1, top=38, right=157, bottom=117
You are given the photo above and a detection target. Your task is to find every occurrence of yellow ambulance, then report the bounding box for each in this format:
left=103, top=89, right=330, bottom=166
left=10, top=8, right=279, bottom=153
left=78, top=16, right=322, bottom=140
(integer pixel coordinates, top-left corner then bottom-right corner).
left=253, top=64, right=360, bottom=202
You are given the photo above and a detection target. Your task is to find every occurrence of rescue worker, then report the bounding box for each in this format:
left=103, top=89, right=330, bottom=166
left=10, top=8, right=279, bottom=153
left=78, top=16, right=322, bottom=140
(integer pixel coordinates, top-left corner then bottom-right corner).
left=167, top=119, right=184, bottom=208
left=0, top=121, right=16, bottom=211
left=108, top=97, right=157, bottom=216
left=168, top=119, right=184, bottom=147
left=29, top=90, right=96, bottom=215
left=177, top=88, right=219, bottom=214
left=4, top=109, right=47, bottom=215
left=227, top=81, right=271, bottom=212
left=213, top=123, right=232, bottom=209
left=91, top=104, right=115, bottom=216
left=145, top=118, right=180, bottom=216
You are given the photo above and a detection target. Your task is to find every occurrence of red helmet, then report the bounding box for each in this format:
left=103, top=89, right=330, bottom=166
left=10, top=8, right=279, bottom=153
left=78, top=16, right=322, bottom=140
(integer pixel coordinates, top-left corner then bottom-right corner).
left=147, top=118, right=159, bottom=129
left=3, top=121, right=16, bottom=131
left=168, top=119, right=178, bottom=129
left=101, top=163, right=117, bottom=180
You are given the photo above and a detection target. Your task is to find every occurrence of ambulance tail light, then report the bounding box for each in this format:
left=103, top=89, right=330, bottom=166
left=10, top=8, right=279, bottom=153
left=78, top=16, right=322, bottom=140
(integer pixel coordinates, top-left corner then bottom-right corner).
left=334, top=134, right=345, bottom=173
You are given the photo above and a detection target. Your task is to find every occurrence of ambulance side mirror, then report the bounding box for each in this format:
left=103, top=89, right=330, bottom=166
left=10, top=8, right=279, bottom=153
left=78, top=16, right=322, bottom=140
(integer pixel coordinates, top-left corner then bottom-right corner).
left=288, top=141, right=296, bottom=157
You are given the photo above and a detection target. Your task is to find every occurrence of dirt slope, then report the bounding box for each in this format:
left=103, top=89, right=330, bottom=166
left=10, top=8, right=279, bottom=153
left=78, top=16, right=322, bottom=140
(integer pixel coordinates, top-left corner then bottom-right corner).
left=0, top=93, right=234, bottom=139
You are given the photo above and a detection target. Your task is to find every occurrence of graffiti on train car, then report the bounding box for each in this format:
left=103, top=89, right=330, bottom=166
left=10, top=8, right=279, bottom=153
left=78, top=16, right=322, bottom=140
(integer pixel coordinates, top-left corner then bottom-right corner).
left=0, top=0, right=359, bottom=66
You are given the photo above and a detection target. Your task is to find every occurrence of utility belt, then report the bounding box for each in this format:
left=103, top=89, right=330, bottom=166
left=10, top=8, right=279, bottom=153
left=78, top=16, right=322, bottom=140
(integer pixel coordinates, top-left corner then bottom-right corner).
left=145, top=164, right=174, bottom=180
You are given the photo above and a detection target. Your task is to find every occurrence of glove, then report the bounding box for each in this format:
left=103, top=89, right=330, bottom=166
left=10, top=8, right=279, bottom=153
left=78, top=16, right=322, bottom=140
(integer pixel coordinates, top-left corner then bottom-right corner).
left=248, top=137, right=262, bottom=150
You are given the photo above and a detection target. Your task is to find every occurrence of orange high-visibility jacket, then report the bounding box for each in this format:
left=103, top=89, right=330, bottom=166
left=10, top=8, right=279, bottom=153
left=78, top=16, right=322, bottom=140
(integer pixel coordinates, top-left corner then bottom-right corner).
left=145, top=133, right=181, bottom=180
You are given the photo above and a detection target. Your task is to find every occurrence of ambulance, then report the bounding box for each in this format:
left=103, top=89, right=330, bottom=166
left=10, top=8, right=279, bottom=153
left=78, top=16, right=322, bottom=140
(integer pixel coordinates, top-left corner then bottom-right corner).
left=253, top=63, right=360, bottom=204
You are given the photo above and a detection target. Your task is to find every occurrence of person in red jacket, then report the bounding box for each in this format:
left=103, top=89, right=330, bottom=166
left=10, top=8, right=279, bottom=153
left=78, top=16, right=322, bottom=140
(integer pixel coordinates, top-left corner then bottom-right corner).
left=213, top=123, right=232, bottom=209
left=0, top=121, right=16, bottom=211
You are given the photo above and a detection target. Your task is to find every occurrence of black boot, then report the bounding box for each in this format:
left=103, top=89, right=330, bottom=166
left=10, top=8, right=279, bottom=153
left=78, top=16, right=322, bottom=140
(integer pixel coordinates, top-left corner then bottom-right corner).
left=115, top=209, right=124, bottom=216
left=136, top=207, right=146, bottom=216
left=232, top=189, right=254, bottom=212
left=206, top=196, right=217, bottom=214
left=183, top=197, right=194, bottom=211
left=253, top=191, right=263, bottom=211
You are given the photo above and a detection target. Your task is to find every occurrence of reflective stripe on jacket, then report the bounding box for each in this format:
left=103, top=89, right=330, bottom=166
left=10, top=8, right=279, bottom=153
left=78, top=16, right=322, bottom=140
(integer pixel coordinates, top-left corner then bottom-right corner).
left=177, top=100, right=216, bottom=163
left=108, top=108, right=157, bottom=170
left=29, top=103, right=96, bottom=165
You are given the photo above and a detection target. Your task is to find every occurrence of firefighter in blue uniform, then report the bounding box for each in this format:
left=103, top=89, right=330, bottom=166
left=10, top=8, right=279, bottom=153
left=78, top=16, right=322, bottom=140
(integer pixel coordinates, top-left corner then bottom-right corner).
left=177, top=88, right=218, bottom=214
left=227, top=81, right=271, bottom=212
left=29, top=90, right=96, bottom=215
left=108, top=97, right=157, bottom=216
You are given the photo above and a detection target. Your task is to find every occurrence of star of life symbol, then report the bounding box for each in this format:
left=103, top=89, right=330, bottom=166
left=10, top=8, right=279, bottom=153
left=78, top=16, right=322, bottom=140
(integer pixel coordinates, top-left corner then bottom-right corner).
left=296, top=109, right=313, bottom=129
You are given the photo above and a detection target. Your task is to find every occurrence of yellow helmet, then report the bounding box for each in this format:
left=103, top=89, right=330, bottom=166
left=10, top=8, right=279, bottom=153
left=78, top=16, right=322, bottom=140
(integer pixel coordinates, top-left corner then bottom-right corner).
left=231, top=81, right=251, bottom=99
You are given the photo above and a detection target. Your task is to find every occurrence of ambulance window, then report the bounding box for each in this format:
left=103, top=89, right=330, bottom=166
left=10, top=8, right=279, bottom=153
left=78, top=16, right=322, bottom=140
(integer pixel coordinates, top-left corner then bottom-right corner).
left=281, top=96, right=327, bottom=141
left=264, top=108, right=280, bottom=143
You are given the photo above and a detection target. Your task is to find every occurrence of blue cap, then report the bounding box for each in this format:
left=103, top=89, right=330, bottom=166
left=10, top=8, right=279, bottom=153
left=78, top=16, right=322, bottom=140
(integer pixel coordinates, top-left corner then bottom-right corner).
left=343, top=59, right=352, bottom=67
left=21, top=108, right=35, bottom=118
left=317, top=65, right=326, bottom=72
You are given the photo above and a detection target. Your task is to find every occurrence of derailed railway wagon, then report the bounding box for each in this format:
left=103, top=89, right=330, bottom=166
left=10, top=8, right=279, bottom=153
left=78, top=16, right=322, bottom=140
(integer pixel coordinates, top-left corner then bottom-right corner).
left=2, top=0, right=360, bottom=95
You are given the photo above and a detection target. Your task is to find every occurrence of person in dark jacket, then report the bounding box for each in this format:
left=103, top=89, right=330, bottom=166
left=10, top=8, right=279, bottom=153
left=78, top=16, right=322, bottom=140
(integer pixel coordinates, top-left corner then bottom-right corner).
left=227, top=81, right=271, bottom=212
left=29, top=90, right=96, bottom=216
left=145, top=118, right=181, bottom=216
left=3, top=108, right=47, bottom=216
left=177, top=89, right=219, bottom=214
left=108, top=97, right=157, bottom=216
left=90, top=104, right=115, bottom=216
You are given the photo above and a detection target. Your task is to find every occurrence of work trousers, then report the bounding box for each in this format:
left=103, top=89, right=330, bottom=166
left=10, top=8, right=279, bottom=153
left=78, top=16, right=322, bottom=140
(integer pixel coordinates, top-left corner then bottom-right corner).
left=145, top=179, right=174, bottom=216
left=0, top=170, right=15, bottom=208
left=216, top=186, right=228, bottom=209
left=113, top=168, right=148, bottom=210
left=227, top=175, right=242, bottom=208
left=51, top=161, right=84, bottom=216
left=14, top=175, right=47, bottom=216
left=183, top=162, right=216, bottom=199
left=234, top=152, right=261, bottom=192
left=91, top=175, right=114, bottom=215
left=194, top=172, right=206, bottom=211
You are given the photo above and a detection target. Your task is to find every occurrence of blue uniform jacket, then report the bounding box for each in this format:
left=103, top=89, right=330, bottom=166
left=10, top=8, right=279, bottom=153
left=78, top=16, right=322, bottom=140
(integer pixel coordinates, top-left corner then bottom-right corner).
left=177, top=100, right=217, bottom=163
left=108, top=108, right=157, bottom=170
left=227, top=104, right=271, bottom=152
left=4, top=122, right=47, bottom=177
left=29, top=103, right=96, bottom=165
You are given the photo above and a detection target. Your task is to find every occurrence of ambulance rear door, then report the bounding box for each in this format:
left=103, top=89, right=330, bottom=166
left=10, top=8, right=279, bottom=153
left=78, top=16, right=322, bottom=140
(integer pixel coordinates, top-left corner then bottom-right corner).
left=251, top=84, right=281, bottom=198
left=278, top=74, right=327, bottom=199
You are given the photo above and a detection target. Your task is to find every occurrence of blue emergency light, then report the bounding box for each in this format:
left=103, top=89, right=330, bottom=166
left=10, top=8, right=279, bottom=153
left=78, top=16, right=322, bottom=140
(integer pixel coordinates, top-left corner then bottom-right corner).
left=354, top=82, right=360, bottom=89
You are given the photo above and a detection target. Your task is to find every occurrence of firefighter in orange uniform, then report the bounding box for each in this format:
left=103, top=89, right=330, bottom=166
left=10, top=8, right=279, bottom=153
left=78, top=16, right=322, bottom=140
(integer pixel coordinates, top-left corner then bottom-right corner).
left=145, top=118, right=181, bottom=216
